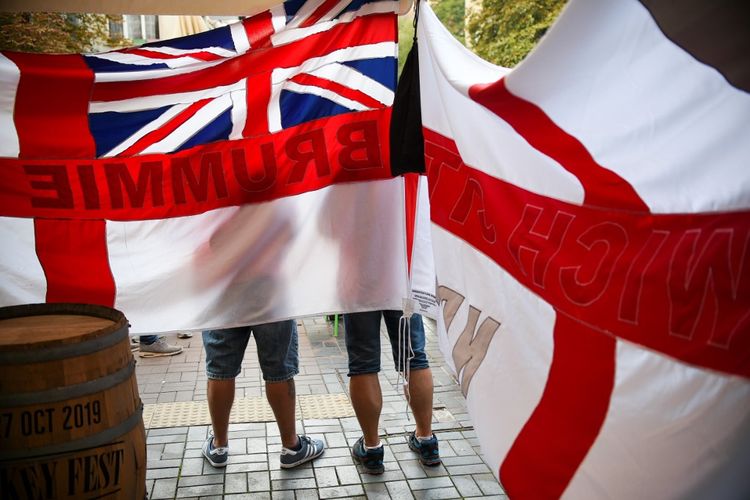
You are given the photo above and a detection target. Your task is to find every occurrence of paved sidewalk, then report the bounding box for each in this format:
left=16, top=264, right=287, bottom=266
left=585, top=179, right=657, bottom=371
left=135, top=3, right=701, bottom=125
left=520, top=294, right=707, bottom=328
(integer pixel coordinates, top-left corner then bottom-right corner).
left=135, top=316, right=506, bottom=499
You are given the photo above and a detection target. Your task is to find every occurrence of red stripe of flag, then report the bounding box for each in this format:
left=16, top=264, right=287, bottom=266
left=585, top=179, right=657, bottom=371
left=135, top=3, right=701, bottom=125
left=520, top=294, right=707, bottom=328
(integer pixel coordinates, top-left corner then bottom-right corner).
left=5, top=53, right=96, bottom=158
left=290, top=73, right=385, bottom=109
left=7, top=52, right=116, bottom=307
left=243, top=9, right=275, bottom=48
left=35, top=219, right=116, bottom=306
left=500, top=315, right=616, bottom=499
left=469, top=78, right=649, bottom=212
left=126, top=48, right=224, bottom=62
left=92, top=16, right=395, bottom=102
left=299, top=0, right=343, bottom=28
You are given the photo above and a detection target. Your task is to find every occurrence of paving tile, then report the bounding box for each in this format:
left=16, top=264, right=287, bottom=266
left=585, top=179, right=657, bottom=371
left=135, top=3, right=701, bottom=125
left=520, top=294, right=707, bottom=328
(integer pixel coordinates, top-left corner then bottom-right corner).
left=175, top=484, right=224, bottom=497
left=180, top=458, right=207, bottom=476
left=147, top=434, right=188, bottom=445
left=360, top=470, right=406, bottom=483
left=271, top=490, right=295, bottom=500
left=147, top=458, right=182, bottom=469
left=227, top=462, right=270, bottom=473
left=444, top=464, right=491, bottom=476
left=317, top=484, right=365, bottom=498
left=363, top=482, right=391, bottom=499
left=398, top=460, right=428, bottom=479
left=408, top=476, right=454, bottom=490
left=413, top=487, right=462, bottom=499
left=247, top=471, right=271, bottom=492
left=334, top=465, right=360, bottom=485
left=271, top=467, right=315, bottom=480
left=473, top=473, right=505, bottom=496
left=178, top=474, right=224, bottom=487
left=440, top=455, right=484, bottom=467
left=162, top=442, right=187, bottom=459
left=294, top=489, right=321, bottom=499
left=225, top=473, right=248, bottom=494
left=314, top=467, right=339, bottom=488
left=150, top=478, right=178, bottom=499
left=146, top=468, right=180, bottom=480
left=271, top=478, right=317, bottom=490
left=385, top=480, right=415, bottom=499
left=225, top=494, right=271, bottom=500
left=451, top=475, right=483, bottom=497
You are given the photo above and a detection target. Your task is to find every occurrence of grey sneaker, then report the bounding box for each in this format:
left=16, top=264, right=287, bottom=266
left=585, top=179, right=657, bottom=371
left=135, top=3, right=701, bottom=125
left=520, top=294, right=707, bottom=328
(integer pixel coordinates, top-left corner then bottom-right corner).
left=202, top=434, right=228, bottom=467
left=130, top=336, right=139, bottom=352
left=139, top=337, right=183, bottom=357
left=280, top=435, right=325, bottom=468
left=177, top=332, right=193, bottom=339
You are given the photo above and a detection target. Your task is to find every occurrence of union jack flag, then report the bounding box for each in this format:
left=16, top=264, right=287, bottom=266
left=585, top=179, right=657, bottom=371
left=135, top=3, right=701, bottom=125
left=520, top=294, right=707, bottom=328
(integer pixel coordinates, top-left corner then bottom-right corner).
left=83, top=0, right=398, bottom=158
left=0, top=0, right=406, bottom=331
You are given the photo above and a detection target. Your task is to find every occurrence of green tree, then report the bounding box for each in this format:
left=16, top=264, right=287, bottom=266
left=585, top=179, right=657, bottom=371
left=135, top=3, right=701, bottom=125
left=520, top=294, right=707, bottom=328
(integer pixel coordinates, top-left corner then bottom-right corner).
left=0, top=12, right=123, bottom=54
left=431, top=0, right=466, bottom=43
left=466, top=0, right=566, bottom=67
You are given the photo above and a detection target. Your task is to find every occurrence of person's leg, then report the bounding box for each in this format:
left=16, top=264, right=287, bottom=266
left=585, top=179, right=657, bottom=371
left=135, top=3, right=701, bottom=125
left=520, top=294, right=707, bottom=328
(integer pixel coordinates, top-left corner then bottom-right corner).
left=384, top=312, right=434, bottom=437
left=383, top=311, right=440, bottom=465
left=207, top=378, right=235, bottom=447
left=253, top=320, right=324, bottom=468
left=252, top=319, right=300, bottom=448
left=202, top=327, right=251, bottom=455
left=344, top=311, right=385, bottom=446
left=404, top=367, right=433, bottom=437
left=349, top=373, right=382, bottom=446
left=344, top=311, right=387, bottom=473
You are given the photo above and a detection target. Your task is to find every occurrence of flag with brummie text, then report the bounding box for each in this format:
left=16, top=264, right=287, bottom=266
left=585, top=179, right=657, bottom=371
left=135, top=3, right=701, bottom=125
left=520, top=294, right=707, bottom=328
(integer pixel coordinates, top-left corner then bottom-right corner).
left=418, top=0, right=750, bottom=498
left=0, top=0, right=411, bottom=333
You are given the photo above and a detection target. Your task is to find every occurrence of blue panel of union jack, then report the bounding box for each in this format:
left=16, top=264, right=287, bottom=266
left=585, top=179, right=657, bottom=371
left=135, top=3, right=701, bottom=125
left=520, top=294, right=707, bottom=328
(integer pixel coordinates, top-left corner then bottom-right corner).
left=83, top=0, right=398, bottom=159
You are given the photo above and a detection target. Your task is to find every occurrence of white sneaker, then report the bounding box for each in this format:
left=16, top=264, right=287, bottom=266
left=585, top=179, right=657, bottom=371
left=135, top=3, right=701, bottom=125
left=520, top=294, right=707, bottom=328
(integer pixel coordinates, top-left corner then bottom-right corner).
left=139, top=337, right=183, bottom=357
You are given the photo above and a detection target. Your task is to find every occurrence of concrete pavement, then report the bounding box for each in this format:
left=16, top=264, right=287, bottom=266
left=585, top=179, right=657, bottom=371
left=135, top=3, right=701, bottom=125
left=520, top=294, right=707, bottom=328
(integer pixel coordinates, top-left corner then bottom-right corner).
left=135, top=316, right=507, bottom=499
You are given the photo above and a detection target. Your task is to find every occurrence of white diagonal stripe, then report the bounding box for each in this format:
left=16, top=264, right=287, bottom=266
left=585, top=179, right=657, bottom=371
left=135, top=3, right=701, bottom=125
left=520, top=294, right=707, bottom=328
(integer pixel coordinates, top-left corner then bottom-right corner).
left=307, top=62, right=394, bottom=106
left=102, top=102, right=190, bottom=157
left=282, top=81, right=370, bottom=111
left=90, top=81, right=245, bottom=113
left=141, top=93, right=233, bottom=154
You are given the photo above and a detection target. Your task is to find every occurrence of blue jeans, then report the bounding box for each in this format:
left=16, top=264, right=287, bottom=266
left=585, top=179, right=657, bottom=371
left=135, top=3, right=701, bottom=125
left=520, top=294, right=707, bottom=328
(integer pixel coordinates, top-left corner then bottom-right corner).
left=140, top=335, right=158, bottom=344
left=343, top=311, right=429, bottom=376
left=202, top=320, right=299, bottom=382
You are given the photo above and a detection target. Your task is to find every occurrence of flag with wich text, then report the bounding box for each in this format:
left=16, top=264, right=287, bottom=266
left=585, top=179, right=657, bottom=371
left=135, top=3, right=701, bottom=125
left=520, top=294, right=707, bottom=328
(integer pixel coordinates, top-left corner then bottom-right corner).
left=417, top=0, right=750, bottom=498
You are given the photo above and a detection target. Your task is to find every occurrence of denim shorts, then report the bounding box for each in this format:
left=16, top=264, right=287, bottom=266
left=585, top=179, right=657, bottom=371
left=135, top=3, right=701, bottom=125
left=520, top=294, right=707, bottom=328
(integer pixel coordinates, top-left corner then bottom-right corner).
left=343, top=310, right=429, bottom=376
left=202, top=320, right=299, bottom=382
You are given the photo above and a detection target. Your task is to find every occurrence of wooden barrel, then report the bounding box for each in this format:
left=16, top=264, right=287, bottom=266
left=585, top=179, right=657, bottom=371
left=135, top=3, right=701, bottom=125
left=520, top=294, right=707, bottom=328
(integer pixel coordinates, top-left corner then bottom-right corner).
left=0, top=303, right=146, bottom=500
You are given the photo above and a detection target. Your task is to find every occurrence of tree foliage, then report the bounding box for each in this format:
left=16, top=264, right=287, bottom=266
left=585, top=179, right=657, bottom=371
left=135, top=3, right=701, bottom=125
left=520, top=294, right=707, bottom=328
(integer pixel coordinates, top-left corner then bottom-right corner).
left=431, top=0, right=466, bottom=43
left=466, top=0, right=566, bottom=67
left=0, top=12, right=123, bottom=54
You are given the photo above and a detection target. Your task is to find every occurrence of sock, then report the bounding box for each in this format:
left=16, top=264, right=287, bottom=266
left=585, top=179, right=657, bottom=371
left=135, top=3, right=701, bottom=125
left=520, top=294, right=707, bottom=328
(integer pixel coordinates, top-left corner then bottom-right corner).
left=416, top=434, right=432, bottom=442
left=364, top=441, right=382, bottom=450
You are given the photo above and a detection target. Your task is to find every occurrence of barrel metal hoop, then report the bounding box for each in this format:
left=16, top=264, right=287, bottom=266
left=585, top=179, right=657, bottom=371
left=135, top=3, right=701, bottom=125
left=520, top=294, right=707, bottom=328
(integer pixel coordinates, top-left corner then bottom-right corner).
left=0, top=323, right=129, bottom=364
left=0, top=360, right=136, bottom=408
left=0, top=404, right=143, bottom=461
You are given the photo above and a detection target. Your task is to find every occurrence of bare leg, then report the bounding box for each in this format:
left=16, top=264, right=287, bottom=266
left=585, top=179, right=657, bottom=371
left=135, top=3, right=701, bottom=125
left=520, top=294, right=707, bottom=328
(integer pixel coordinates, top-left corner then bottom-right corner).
left=207, top=378, right=235, bottom=447
left=350, top=373, right=382, bottom=446
left=266, top=378, right=299, bottom=449
left=405, top=368, right=434, bottom=437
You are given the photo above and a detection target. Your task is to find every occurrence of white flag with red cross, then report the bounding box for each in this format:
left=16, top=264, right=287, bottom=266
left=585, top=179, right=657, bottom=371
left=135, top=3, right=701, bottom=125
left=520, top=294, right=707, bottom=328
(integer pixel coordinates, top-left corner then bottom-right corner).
left=418, top=0, right=750, bottom=498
